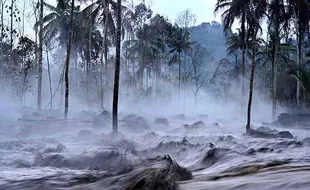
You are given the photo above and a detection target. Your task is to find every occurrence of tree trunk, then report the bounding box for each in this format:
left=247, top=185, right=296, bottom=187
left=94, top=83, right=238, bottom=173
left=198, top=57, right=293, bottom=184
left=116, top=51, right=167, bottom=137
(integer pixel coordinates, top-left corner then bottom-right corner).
left=178, top=51, right=181, bottom=104
left=235, top=54, right=238, bottom=77
left=241, top=11, right=246, bottom=97
left=272, top=34, right=279, bottom=121
left=112, top=0, right=121, bottom=133
left=297, top=31, right=302, bottom=107
left=64, top=0, right=75, bottom=119
left=86, top=56, right=90, bottom=104
left=246, top=41, right=256, bottom=133
left=46, top=47, right=53, bottom=109
left=10, top=0, right=13, bottom=47
left=37, top=0, right=44, bottom=111
left=100, top=47, right=105, bottom=103
left=103, top=0, right=109, bottom=95
left=0, top=0, right=4, bottom=87
left=194, top=92, right=197, bottom=108
left=21, top=63, right=27, bottom=106
left=272, top=14, right=280, bottom=121
left=132, top=56, right=135, bottom=92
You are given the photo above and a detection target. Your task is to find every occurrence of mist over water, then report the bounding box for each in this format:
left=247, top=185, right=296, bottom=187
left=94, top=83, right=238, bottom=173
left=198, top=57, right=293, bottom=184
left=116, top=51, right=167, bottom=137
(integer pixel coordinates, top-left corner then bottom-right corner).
left=0, top=70, right=309, bottom=190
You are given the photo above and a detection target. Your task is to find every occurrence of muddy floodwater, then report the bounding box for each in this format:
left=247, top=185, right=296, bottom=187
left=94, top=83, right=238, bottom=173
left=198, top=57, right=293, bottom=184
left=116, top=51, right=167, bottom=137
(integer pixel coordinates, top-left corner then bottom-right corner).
left=0, top=110, right=310, bottom=190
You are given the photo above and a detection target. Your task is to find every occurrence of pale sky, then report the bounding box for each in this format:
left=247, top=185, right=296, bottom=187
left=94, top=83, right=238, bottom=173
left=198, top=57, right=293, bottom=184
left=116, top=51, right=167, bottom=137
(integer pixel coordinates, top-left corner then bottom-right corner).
left=18, top=0, right=256, bottom=39
left=148, top=0, right=221, bottom=25
left=20, top=0, right=222, bottom=38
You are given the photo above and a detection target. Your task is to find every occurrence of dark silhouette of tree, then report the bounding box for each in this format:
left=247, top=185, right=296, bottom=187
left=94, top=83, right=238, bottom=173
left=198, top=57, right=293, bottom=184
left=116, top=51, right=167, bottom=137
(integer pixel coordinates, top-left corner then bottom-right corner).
left=64, top=0, right=75, bottom=119
left=112, top=0, right=121, bottom=133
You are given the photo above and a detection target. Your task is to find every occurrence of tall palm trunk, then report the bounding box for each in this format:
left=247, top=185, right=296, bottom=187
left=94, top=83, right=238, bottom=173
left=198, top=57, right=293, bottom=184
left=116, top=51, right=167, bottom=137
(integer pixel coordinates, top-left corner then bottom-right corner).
left=64, top=0, right=75, bottom=119
left=112, top=0, right=121, bottom=133
left=246, top=39, right=256, bottom=133
left=296, top=31, right=302, bottom=107
left=178, top=51, right=181, bottom=104
left=46, top=47, right=53, bottom=109
left=103, top=0, right=109, bottom=93
left=241, top=11, right=246, bottom=97
left=0, top=0, right=4, bottom=87
left=37, top=0, right=44, bottom=111
left=272, top=28, right=279, bottom=121
left=10, top=0, right=13, bottom=48
left=86, top=20, right=92, bottom=105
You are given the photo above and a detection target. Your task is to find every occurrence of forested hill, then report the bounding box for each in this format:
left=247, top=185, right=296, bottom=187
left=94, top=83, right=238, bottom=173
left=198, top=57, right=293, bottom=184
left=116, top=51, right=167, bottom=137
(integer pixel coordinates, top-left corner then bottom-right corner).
left=190, top=21, right=228, bottom=61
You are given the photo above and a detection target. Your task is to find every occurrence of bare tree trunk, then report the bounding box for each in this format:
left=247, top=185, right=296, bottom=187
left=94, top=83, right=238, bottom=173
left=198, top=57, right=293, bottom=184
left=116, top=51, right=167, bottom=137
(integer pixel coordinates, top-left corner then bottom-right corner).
left=100, top=60, right=104, bottom=108
left=37, top=0, right=44, bottom=111
left=296, top=32, right=302, bottom=107
left=64, top=0, right=75, bottom=119
left=86, top=57, right=90, bottom=104
left=272, top=38, right=279, bottom=121
left=246, top=41, right=256, bottom=133
left=20, top=1, right=26, bottom=106
left=60, top=70, right=64, bottom=106
left=194, top=92, right=197, bottom=108
left=112, top=0, right=121, bottom=133
left=241, top=12, right=246, bottom=97
left=272, top=17, right=280, bottom=121
left=0, top=0, right=4, bottom=87
left=46, top=46, right=53, bottom=109
left=132, top=57, right=135, bottom=92
left=178, top=51, right=181, bottom=104
left=10, top=0, right=13, bottom=47
left=100, top=51, right=104, bottom=108
left=33, top=0, right=39, bottom=95
left=103, top=0, right=109, bottom=95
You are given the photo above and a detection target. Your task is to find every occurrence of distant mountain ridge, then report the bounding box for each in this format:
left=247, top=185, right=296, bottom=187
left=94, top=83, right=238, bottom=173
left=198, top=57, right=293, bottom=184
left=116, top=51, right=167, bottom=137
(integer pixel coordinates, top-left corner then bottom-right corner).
left=190, top=21, right=228, bottom=62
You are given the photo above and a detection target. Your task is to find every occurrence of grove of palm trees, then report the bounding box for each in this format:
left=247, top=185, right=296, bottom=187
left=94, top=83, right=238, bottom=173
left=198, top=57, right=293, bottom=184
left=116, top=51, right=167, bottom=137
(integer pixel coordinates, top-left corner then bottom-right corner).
left=1, top=0, right=310, bottom=189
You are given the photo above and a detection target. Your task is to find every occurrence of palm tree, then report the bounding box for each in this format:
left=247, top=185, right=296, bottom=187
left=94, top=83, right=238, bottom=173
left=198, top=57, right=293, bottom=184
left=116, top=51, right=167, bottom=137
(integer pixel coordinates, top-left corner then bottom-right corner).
left=36, top=0, right=74, bottom=47
left=168, top=25, right=193, bottom=103
left=81, top=0, right=133, bottom=91
left=287, top=0, right=310, bottom=106
left=112, top=0, right=121, bottom=133
left=246, top=0, right=267, bottom=133
left=215, top=0, right=250, bottom=96
left=226, top=28, right=243, bottom=77
left=37, top=0, right=44, bottom=111
left=64, top=0, right=75, bottom=119
left=123, top=24, right=165, bottom=90
left=289, top=67, right=310, bottom=99
left=268, top=0, right=290, bottom=121
left=77, top=6, right=104, bottom=105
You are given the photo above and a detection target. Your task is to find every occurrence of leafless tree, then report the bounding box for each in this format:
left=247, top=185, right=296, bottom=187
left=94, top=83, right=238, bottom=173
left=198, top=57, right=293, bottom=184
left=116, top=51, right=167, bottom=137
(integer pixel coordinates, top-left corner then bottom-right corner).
left=175, top=9, right=196, bottom=30
left=187, top=44, right=213, bottom=107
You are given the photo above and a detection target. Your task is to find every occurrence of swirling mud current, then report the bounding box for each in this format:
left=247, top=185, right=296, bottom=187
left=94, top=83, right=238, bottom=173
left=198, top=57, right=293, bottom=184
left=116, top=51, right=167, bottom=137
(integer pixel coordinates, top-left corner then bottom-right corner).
left=0, top=113, right=310, bottom=190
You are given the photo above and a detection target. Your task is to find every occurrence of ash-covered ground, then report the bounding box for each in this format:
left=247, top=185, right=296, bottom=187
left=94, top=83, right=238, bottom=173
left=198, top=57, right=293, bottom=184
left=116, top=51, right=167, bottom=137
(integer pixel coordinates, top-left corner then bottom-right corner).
left=0, top=107, right=310, bottom=190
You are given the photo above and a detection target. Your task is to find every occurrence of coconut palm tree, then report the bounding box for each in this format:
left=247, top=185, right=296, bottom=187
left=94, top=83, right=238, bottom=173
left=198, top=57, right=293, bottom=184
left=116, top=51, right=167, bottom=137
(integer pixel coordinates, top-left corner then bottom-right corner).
left=36, top=0, right=77, bottom=47
left=289, top=67, right=310, bottom=99
left=64, top=0, right=75, bottom=119
left=81, top=0, right=133, bottom=90
left=268, top=0, right=291, bottom=120
left=287, top=0, right=310, bottom=106
left=168, top=25, right=193, bottom=103
left=123, top=24, right=165, bottom=90
left=226, top=28, right=243, bottom=77
left=246, top=0, right=267, bottom=133
left=37, top=0, right=44, bottom=111
left=112, top=0, right=121, bottom=133
left=75, top=7, right=104, bottom=105
left=215, top=0, right=250, bottom=96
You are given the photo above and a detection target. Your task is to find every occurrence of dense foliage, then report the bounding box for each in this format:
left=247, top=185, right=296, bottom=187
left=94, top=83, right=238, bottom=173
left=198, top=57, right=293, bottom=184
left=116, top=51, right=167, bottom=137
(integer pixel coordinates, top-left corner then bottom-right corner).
left=2, top=0, right=310, bottom=129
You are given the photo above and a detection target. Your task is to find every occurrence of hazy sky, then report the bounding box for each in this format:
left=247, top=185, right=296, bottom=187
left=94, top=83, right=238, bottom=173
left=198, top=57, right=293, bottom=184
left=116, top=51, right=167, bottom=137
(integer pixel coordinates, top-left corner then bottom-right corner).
left=22, top=0, right=222, bottom=35
left=148, top=0, right=221, bottom=24
left=18, top=0, right=240, bottom=39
